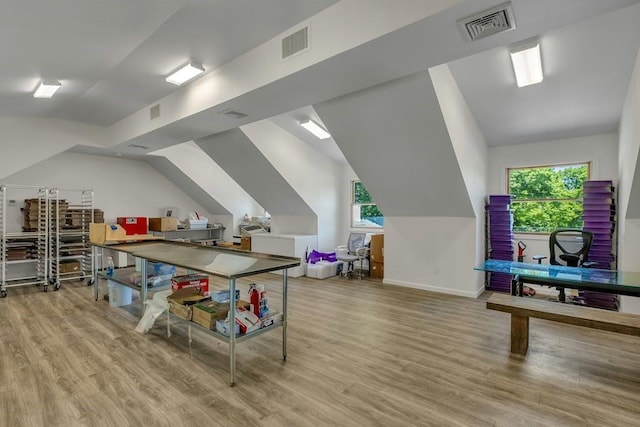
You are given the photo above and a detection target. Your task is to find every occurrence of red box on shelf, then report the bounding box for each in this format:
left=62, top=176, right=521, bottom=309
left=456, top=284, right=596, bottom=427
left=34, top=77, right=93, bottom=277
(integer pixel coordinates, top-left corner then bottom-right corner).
left=171, top=274, right=209, bottom=295
left=116, top=217, right=148, bottom=235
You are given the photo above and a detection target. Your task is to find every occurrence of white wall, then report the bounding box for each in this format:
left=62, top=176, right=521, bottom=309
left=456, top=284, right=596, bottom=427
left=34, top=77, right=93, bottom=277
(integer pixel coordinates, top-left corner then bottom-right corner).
left=150, top=141, right=263, bottom=234
left=241, top=119, right=344, bottom=251
left=0, top=118, right=106, bottom=180
left=384, top=217, right=481, bottom=298
left=617, top=45, right=640, bottom=313
left=488, top=133, right=619, bottom=261
left=430, top=64, right=489, bottom=294
left=3, top=152, right=212, bottom=224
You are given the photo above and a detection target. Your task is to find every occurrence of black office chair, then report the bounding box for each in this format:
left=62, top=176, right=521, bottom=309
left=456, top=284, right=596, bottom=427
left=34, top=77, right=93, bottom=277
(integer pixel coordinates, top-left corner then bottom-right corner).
left=533, top=228, right=595, bottom=302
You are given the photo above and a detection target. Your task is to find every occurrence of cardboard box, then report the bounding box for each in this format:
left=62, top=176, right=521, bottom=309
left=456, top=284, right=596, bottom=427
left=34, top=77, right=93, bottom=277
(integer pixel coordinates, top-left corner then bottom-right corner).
left=370, top=234, right=384, bottom=262
left=371, top=261, right=384, bottom=280
left=167, top=288, right=210, bottom=321
left=171, top=274, right=209, bottom=294
left=260, top=312, right=283, bottom=329
left=192, top=299, right=250, bottom=330
left=149, top=217, right=179, bottom=232
left=169, top=301, right=193, bottom=321
left=117, top=217, right=148, bottom=235
left=59, top=260, right=81, bottom=275
left=234, top=308, right=260, bottom=334
left=240, top=236, right=251, bottom=251
left=89, top=223, right=127, bottom=244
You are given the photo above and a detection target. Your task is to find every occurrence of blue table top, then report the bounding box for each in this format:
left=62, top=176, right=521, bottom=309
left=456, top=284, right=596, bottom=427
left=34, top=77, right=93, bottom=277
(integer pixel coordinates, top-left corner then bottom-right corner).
left=475, top=259, right=640, bottom=294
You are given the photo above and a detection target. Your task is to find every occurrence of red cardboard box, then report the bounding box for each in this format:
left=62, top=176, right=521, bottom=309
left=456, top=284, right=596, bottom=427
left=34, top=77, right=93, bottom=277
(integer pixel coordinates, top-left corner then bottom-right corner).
left=171, top=274, right=209, bottom=295
left=117, top=217, right=148, bottom=235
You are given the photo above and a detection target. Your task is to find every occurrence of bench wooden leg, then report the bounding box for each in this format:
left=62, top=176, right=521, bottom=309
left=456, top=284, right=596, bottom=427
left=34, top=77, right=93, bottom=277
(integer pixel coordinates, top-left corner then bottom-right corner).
left=510, top=315, right=529, bottom=355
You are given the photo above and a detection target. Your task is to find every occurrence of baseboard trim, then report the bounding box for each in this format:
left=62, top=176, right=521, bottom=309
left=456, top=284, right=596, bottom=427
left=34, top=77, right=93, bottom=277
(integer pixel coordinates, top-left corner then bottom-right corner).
left=382, top=278, right=484, bottom=299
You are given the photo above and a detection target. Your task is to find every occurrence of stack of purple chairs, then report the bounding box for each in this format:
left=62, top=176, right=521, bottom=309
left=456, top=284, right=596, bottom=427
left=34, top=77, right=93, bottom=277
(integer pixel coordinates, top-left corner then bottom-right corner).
left=486, top=195, right=514, bottom=292
left=582, top=180, right=618, bottom=310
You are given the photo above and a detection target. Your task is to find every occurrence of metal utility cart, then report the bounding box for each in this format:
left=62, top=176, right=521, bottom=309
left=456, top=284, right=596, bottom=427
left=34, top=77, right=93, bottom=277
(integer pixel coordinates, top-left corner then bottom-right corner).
left=49, top=188, right=94, bottom=290
left=0, top=185, right=49, bottom=297
left=90, top=240, right=300, bottom=385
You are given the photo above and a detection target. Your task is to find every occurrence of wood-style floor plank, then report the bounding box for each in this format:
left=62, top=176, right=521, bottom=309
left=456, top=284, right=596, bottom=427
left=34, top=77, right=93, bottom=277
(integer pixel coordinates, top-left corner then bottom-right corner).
left=2, top=274, right=640, bottom=426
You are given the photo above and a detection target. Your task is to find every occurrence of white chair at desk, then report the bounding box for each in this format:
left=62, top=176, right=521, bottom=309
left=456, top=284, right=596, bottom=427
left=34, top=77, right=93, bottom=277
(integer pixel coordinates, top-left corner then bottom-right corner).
left=337, top=232, right=368, bottom=279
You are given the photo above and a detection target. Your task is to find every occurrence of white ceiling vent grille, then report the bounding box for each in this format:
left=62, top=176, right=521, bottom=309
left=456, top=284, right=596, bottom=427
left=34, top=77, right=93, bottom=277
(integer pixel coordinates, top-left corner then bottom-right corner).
left=282, top=26, right=308, bottom=59
left=220, top=109, right=248, bottom=119
left=150, top=104, right=160, bottom=120
left=457, top=2, right=516, bottom=42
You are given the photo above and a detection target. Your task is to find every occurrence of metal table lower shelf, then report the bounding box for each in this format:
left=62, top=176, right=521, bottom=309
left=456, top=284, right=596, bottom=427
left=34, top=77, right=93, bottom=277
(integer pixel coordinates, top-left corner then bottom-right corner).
left=91, top=240, right=299, bottom=385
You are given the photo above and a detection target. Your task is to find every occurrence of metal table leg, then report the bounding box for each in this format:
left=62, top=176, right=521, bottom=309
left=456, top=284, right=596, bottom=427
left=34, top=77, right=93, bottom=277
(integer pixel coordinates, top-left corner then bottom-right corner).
left=229, top=277, right=236, bottom=386
left=282, top=268, right=288, bottom=361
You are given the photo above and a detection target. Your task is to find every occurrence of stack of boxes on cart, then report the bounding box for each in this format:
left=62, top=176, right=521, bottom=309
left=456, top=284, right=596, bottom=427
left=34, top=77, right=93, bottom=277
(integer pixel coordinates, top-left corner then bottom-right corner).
left=22, top=198, right=45, bottom=231
left=486, top=195, right=514, bottom=292
left=22, top=198, right=70, bottom=231
left=5, top=239, right=37, bottom=261
left=65, top=208, right=104, bottom=227
left=581, top=180, right=618, bottom=311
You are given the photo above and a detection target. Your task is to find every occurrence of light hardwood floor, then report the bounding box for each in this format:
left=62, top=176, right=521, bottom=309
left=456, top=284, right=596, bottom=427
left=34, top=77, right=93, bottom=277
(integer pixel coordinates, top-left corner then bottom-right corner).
left=1, top=274, right=640, bottom=426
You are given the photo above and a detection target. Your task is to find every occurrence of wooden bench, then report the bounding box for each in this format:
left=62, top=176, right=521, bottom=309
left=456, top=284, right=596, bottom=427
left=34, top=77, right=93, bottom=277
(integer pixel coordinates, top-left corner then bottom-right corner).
left=486, top=293, right=640, bottom=355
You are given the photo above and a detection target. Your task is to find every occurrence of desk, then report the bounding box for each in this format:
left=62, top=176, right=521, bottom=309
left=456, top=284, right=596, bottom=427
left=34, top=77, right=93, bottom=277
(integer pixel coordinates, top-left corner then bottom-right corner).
left=475, top=260, right=640, bottom=297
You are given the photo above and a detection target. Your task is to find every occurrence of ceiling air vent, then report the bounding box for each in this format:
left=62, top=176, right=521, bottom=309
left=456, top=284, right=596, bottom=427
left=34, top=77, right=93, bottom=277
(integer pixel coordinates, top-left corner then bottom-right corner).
left=282, top=26, right=308, bottom=59
left=150, top=104, right=160, bottom=120
left=127, top=144, right=149, bottom=150
left=221, top=109, right=248, bottom=119
left=457, top=2, right=516, bottom=42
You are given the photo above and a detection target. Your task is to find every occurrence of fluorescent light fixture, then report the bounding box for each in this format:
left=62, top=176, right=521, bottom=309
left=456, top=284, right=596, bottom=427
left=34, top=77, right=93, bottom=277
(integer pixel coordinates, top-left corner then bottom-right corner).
left=165, top=61, right=205, bottom=85
left=300, top=119, right=331, bottom=139
left=33, top=80, right=61, bottom=98
left=509, top=39, right=543, bottom=88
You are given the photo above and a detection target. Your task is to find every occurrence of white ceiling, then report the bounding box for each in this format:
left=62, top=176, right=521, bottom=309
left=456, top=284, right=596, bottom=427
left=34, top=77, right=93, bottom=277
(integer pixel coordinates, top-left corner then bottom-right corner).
left=2, top=0, right=640, bottom=152
left=0, top=0, right=338, bottom=126
left=448, top=2, right=640, bottom=146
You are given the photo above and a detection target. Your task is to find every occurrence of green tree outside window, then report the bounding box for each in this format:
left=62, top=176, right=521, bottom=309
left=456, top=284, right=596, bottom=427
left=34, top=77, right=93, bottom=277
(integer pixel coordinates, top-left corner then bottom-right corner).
left=508, top=163, right=589, bottom=233
left=352, top=181, right=383, bottom=228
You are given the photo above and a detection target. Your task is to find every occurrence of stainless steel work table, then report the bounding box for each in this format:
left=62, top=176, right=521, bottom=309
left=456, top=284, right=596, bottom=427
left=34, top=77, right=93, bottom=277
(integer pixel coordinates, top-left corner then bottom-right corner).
left=90, top=240, right=300, bottom=385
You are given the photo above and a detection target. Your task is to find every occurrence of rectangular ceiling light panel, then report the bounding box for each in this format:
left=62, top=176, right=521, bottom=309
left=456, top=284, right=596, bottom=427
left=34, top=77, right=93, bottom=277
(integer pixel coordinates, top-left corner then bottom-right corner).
left=166, top=62, right=205, bottom=86
left=510, top=41, right=543, bottom=87
left=300, top=119, right=331, bottom=139
left=34, top=81, right=61, bottom=98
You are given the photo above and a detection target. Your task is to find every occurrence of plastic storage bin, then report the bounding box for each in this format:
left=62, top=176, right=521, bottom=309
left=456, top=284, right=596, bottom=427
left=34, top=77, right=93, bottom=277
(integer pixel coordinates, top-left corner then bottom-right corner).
left=306, top=261, right=341, bottom=279
left=108, top=280, right=133, bottom=307
left=188, top=219, right=208, bottom=229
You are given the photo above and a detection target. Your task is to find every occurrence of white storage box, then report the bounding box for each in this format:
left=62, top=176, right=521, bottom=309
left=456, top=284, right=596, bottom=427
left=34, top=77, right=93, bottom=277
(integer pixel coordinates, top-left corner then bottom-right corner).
left=188, top=219, right=208, bottom=229
left=306, top=261, right=340, bottom=279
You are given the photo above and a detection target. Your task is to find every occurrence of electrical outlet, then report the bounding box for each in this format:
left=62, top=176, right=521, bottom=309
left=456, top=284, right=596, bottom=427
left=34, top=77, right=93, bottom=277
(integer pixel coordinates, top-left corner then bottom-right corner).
left=8, top=199, right=16, bottom=206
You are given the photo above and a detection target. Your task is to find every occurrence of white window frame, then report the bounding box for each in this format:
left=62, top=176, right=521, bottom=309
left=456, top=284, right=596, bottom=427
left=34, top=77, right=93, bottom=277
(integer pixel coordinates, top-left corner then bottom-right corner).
left=351, top=180, right=383, bottom=229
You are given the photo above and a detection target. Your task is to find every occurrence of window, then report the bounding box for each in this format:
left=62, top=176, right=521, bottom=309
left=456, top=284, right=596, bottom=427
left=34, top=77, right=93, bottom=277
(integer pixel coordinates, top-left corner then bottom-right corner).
left=508, top=162, right=590, bottom=233
left=352, top=181, right=383, bottom=228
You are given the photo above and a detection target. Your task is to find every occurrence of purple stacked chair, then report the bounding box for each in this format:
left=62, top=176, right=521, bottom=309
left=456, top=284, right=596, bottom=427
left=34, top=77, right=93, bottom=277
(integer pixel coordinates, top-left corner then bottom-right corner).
left=486, top=195, right=514, bottom=292
left=581, top=180, right=618, bottom=311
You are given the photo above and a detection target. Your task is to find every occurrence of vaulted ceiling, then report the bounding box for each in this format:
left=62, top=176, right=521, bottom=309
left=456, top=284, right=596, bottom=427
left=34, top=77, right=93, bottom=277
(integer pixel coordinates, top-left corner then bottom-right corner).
left=2, top=0, right=640, bottom=152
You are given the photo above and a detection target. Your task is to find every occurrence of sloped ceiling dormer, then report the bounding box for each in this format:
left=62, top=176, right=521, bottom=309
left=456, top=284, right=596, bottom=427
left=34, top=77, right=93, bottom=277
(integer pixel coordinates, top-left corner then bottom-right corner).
left=315, top=70, right=474, bottom=218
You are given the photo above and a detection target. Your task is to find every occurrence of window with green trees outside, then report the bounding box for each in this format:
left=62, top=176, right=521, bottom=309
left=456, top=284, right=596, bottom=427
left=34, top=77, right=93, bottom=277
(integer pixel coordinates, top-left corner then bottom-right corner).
left=352, top=181, right=383, bottom=228
left=508, top=162, right=589, bottom=233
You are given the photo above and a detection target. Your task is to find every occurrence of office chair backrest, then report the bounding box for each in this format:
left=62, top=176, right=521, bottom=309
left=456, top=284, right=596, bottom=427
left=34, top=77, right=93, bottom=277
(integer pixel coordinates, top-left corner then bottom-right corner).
left=347, top=232, right=366, bottom=253
left=549, top=228, right=593, bottom=267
